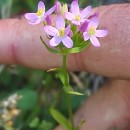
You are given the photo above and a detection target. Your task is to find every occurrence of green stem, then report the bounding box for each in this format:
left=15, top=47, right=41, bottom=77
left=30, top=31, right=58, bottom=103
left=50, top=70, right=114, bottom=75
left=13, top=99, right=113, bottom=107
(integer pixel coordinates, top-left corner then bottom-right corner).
left=62, top=54, right=75, bottom=130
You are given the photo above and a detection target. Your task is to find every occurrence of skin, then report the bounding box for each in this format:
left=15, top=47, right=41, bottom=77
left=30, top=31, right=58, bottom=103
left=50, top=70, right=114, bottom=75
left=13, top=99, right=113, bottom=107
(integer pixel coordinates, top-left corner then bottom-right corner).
left=0, top=3, right=130, bottom=130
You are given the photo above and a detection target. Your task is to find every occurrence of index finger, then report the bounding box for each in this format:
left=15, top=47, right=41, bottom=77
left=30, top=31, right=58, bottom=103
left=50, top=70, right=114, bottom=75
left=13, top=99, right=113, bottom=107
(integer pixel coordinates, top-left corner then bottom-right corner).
left=0, top=4, right=130, bottom=79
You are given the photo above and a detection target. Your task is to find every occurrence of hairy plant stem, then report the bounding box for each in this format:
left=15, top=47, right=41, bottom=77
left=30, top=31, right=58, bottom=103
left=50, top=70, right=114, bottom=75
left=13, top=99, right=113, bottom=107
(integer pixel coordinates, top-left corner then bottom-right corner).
left=63, top=54, right=75, bottom=130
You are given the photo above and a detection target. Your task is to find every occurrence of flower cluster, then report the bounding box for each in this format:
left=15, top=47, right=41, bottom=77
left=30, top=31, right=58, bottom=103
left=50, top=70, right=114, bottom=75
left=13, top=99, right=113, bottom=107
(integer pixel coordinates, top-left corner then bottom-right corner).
left=25, top=0, right=108, bottom=49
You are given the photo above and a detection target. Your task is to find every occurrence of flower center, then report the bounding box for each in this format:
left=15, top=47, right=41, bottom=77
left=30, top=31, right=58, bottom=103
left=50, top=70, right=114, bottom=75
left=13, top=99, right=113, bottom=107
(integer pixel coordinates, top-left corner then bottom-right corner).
left=58, top=28, right=65, bottom=37
left=75, top=15, right=80, bottom=21
left=36, top=8, right=44, bottom=16
left=88, top=27, right=96, bottom=36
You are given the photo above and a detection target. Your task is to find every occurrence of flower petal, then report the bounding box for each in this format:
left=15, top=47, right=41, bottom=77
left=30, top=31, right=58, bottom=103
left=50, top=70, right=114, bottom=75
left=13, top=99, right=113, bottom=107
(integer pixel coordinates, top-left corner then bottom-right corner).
left=95, top=30, right=108, bottom=37
left=65, top=12, right=75, bottom=21
left=38, top=1, right=45, bottom=10
left=65, top=25, right=71, bottom=36
left=88, top=12, right=99, bottom=20
left=81, top=6, right=91, bottom=19
left=87, top=17, right=98, bottom=30
left=72, top=20, right=80, bottom=25
left=71, top=1, right=80, bottom=15
left=29, top=19, right=41, bottom=25
left=91, top=16, right=99, bottom=29
left=83, top=32, right=90, bottom=41
left=62, top=36, right=73, bottom=48
left=45, top=5, right=56, bottom=16
left=90, top=36, right=100, bottom=47
left=56, top=16, right=65, bottom=30
left=68, top=30, right=73, bottom=37
left=25, top=13, right=37, bottom=21
left=50, top=36, right=61, bottom=46
left=44, top=26, right=58, bottom=36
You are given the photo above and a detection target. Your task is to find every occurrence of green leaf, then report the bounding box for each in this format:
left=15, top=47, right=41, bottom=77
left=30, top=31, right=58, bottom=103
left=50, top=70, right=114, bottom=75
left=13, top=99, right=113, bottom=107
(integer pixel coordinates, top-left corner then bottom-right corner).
left=29, top=117, right=40, bottom=128
left=67, top=91, right=84, bottom=96
left=47, top=68, right=70, bottom=89
left=63, top=85, right=84, bottom=95
left=40, top=36, right=60, bottom=54
left=50, top=108, right=71, bottom=130
left=57, top=68, right=69, bottom=86
left=71, top=25, right=77, bottom=35
left=74, top=33, right=84, bottom=47
left=47, top=68, right=60, bottom=72
left=65, top=41, right=90, bottom=54
left=47, top=68, right=67, bottom=86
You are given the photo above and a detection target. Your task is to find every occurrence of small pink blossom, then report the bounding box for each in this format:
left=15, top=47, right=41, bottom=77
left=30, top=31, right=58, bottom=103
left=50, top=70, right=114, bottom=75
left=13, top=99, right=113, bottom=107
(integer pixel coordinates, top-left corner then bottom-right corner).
left=83, top=17, right=108, bottom=47
left=25, top=1, right=55, bottom=25
left=44, top=16, right=73, bottom=48
left=65, top=1, right=91, bottom=25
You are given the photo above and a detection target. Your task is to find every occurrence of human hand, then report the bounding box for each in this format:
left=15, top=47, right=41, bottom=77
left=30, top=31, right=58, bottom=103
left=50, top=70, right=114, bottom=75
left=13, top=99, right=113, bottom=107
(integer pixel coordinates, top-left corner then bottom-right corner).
left=0, top=3, right=130, bottom=130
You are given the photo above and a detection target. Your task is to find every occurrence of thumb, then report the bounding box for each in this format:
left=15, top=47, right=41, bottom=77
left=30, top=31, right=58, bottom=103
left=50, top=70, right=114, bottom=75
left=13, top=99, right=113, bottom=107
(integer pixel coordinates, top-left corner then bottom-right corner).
left=55, top=80, right=130, bottom=130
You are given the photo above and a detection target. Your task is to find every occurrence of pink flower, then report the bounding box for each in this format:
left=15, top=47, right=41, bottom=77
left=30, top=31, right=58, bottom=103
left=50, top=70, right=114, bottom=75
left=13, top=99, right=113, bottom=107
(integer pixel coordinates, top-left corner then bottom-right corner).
left=65, top=1, right=91, bottom=25
left=83, top=17, right=108, bottom=47
left=44, top=16, right=73, bottom=48
left=25, top=1, right=55, bottom=25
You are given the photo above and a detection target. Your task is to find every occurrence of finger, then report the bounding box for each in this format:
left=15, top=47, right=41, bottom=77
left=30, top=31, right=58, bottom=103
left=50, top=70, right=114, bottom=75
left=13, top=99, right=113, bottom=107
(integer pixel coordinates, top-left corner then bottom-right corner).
left=0, top=4, right=130, bottom=79
left=55, top=79, right=130, bottom=130
left=0, top=18, right=62, bottom=70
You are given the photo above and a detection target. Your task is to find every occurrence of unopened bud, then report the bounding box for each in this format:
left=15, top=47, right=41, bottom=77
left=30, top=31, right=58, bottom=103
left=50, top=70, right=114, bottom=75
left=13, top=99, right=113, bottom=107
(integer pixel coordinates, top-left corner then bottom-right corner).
left=73, top=0, right=78, bottom=2
left=45, top=15, right=53, bottom=26
left=55, top=1, right=61, bottom=15
left=61, top=4, right=68, bottom=15
left=80, top=21, right=88, bottom=33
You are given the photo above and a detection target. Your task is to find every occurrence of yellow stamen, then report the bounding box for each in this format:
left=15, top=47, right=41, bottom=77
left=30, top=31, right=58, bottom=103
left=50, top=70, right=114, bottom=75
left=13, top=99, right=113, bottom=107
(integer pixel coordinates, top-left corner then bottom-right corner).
left=43, top=21, right=47, bottom=25
left=58, top=28, right=65, bottom=37
left=36, top=8, right=44, bottom=16
left=88, top=27, right=96, bottom=36
left=75, top=15, right=80, bottom=21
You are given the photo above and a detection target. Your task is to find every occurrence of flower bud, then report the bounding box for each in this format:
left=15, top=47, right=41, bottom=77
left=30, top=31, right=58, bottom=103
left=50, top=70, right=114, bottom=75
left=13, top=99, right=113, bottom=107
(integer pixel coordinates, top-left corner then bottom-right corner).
left=61, top=4, right=68, bottom=15
left=80, top=21, right=88, bottom=33
left=68, top=30, right=73, bottom=37
left=88, top=12, right=99, bottom=20
left=73, top=0, right=78, bottom=2
left=45, top=15, right=53, bottom=26
left=55, top=1, right=61, bottom=15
